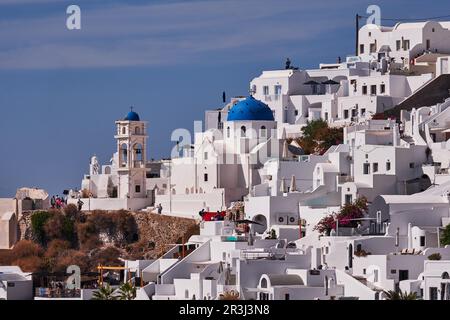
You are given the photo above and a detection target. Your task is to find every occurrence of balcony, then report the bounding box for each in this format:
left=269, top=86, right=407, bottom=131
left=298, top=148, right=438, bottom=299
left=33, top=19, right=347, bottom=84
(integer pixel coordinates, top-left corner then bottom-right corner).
left=133, top=160, right=145, bottom=168
left=337, top=175, right=354, bottom=184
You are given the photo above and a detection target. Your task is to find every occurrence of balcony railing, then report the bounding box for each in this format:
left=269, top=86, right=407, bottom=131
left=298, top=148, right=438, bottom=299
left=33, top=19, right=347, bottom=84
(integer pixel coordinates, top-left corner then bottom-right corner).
left=133, top=160, right=145, bottom=168
left=337, top=175, right=354, bottom=184
left=264, top=94, right=280, bottom=102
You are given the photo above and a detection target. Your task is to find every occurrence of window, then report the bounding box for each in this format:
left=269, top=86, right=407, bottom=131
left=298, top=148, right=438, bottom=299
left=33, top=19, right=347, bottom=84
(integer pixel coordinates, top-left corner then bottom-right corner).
left=362, top=85, right=367, bottom=95
left=274, top=85, right=282, bottom=95
left=204, top=152, right=208, bottom=160
left=345, top=194, right=353, bottom=204
left=135, top=126, right=140, bottom=134
left=260, top=292, right=269, bottom=300
left=409, top=162, right=414, bottom=169
left=370, top=85, right=377, bottom=95
left=365, top=154, right=368, bottom=159
left=430, top=287, right=438, bottom=300
left=135, top=185, right=141, bottom=193
left=368, top=32, right=371, bottom=37
left=391, top=269, right=397, bottom=274
left=240, top=126, right=246, bottom=137
left=294, top=109, right=299, bottom=116
left=361, top=108, right=366, bottom=116
left=380, top=84, right=385, bottom=93
left=324, top=112, right=328, bottom=121
left=373, top=162, right=378, bottom=172
left=350, top=79, right=357, bottom=92
left=363, top=268, right=366, bottom=275
left=260, top=126, right=267, bottom=137
left=284, top=293, right=290, bottom=300
left=420, top=236, right=425, bottom=247
left=360, top=44, right=364, bottom=54
left=403, top=40, right=410, bottom=50
left=344, top=110, right=349, bottom=119
left=260, top=278, right=268, bottom=288
left=363, top=163, right=370, bottom=174
left=426, top=39, right=430, bottom=50
left=122, top=127, right=126, bottom=134
left=226, top=126, right=230, bottom=138
left=263, top=86, right=269, bottom=95
left=370, top=42, right=376, bottom=53
left=399, top=270, right=409, bottom=281
left=204, top=173, right=208, bottom=182
left=386, top=161, right=391, bottom=171
left=396, top=40, right=401, bottom=51
left=351, top=109, right=357, bottom=117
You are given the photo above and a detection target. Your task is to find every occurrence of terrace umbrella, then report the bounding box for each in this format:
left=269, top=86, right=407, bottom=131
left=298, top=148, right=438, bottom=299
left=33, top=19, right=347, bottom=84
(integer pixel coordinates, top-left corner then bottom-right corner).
left=322, top=79, right=340, bottom=94
left=282, top=140, right=290, bottom=159
left=304, top=80, right=319, bottom=94
left=235, top=219, right=263, bottom=226
left=303, top=80, right=319, bottom=85
left=289, top=175, right=297, bottom=192
left=280, top=177, right=287, bottom=193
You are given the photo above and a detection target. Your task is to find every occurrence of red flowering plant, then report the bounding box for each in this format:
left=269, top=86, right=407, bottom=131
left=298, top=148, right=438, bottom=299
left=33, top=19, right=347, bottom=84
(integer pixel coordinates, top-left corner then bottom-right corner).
left=314, top=214, right=336, bottom=235
left=314, top=197, right=368, bottom=234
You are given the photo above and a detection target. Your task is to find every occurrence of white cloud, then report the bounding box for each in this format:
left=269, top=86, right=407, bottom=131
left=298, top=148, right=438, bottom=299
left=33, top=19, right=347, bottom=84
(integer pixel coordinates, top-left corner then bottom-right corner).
left=0, top=0, right=357, bottom=69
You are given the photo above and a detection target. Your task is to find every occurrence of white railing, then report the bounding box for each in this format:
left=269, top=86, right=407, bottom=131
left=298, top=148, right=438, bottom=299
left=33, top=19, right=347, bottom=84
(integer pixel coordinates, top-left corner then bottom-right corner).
left=264, top=94, right=280, bottom=102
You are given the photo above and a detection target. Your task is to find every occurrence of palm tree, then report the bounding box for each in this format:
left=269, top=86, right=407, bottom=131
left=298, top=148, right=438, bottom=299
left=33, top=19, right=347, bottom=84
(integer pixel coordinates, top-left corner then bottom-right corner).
left=92, top=283, right=118, bottom=300
left=117, top=282, right=136, bottom=300
left=384, top=290, right=418, bottom=300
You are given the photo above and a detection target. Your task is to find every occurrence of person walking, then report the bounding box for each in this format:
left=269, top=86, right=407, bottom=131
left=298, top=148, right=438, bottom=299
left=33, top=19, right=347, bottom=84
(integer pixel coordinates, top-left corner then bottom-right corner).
left=157, top=203, right=163, bottom=214
left=50, top=196, right=56, bottom=209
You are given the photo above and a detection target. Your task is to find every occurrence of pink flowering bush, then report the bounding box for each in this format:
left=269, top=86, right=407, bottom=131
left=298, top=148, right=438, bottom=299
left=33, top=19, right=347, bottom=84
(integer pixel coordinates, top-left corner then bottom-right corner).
left=314, top=197, right=368, bottom=234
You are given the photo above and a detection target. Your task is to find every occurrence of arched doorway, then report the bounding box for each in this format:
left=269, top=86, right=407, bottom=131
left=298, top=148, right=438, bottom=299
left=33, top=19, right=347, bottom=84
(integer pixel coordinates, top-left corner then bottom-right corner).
left=132, top=143, right=143, bottom=168
left=120, top=143, right=128, bottom=167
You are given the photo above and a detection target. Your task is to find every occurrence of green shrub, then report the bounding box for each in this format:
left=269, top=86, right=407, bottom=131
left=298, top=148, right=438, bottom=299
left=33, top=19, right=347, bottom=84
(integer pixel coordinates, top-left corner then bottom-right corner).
left=428, top=253, right=442, bottom=260
left=43, top=213, right=75, bottom=244
left=441, top=224, right=450, bottom=247
left=31, top=211, right=53, bottom=245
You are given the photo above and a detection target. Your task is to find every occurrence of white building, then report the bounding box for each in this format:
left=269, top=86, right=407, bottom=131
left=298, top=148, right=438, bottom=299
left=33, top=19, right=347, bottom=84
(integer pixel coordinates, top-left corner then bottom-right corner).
left=0, top=266, right=33, bottom=300
left=69, top=109, right=154, bottom=211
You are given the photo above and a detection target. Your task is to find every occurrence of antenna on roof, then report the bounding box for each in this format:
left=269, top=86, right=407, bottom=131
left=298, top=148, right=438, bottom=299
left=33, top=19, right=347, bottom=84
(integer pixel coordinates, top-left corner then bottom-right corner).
left=130, top=106, right=134, bottom=112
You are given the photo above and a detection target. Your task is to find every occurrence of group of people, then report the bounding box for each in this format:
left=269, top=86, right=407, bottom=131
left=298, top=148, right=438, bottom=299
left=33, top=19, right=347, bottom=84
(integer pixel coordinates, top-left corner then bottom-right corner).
left=50, top=195, right=67, bottom=209
left=198, top=209, right=225, bottom=221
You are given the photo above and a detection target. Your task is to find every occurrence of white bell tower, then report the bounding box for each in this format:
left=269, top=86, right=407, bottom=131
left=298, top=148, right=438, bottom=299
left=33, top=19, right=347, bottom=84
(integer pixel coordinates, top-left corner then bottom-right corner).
left=114, top=107, right=148, bottom=199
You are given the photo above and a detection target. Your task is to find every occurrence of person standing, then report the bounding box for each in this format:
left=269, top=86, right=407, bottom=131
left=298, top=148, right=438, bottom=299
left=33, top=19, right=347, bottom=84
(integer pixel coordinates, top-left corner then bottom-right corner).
left=77, top=198, right=84, bottom=211
left=157, top=203, right=163, bottom=214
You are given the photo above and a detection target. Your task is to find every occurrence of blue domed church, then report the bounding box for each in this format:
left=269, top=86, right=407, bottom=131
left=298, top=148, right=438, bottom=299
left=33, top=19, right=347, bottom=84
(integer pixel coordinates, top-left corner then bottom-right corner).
left=223, top=96, right=277, bottom=153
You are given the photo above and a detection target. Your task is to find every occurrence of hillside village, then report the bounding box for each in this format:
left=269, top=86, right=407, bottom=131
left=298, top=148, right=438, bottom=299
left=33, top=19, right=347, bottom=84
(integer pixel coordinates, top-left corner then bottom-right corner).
left=2, top=20, right=450, bottom=300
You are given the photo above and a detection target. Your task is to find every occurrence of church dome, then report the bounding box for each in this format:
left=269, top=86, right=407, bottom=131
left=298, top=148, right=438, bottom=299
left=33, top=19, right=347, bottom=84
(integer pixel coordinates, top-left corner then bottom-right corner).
left=124, top=110, right=140, bottom=121
left=227, top=96, right=274, bottom=121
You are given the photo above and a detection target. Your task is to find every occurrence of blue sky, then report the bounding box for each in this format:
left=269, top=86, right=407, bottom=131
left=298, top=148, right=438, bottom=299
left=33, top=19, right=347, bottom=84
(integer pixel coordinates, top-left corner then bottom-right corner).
left=1, top=0, right=450, bottom=197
